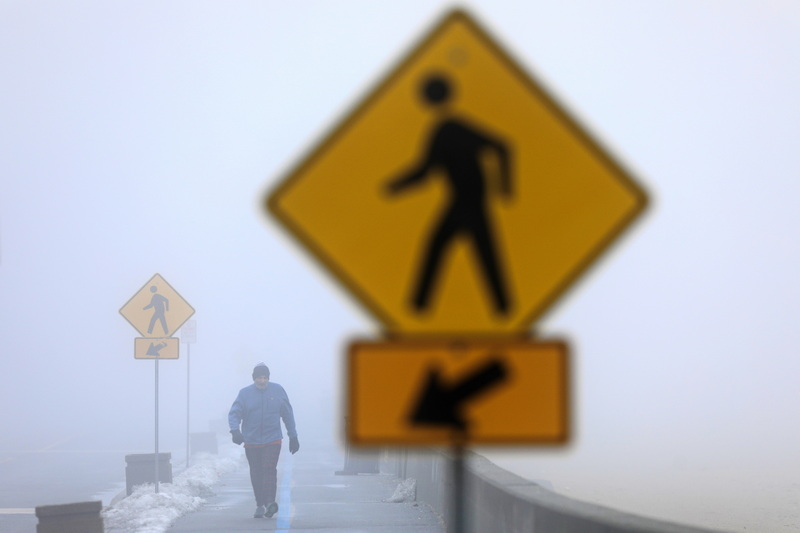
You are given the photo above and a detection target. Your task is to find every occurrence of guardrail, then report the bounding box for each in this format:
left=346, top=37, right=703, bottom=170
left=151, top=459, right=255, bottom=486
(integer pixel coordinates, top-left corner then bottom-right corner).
left=382, top=448, right=724, bottom=533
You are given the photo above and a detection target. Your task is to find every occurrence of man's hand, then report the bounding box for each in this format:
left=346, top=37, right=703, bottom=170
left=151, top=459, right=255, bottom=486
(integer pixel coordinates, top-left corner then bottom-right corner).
left=289, top=436, right=300, bottom=454
left=231, top=429, right=244, bottom=445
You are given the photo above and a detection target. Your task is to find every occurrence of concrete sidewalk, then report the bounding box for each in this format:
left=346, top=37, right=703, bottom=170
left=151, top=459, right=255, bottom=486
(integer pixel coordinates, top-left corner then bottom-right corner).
left=167, top=441, right=445, bottom=532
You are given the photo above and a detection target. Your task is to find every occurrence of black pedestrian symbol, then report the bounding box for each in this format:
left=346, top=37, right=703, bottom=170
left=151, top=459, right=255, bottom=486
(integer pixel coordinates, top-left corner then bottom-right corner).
left=144, top=285, right=170, bottom=335
left=386, top=74, right=513, bottom=315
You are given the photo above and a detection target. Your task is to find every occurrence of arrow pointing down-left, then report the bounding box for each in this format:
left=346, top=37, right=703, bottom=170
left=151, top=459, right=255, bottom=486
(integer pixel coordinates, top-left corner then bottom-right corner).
left=146, top=341, right=168, bottom=357
left=409, top=357, right=508, bottom=431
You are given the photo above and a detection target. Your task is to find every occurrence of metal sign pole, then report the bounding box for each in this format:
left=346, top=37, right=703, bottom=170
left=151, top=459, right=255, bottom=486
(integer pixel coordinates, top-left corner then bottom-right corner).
left=450, top=430, right=468, bottom=533
left=155, top=357, right=160, bottom=494
left=181, top=319, right=196, bottom=469
left=451, top=444, right=464, bottom=533
left=185, top=343, right=190, bottom=468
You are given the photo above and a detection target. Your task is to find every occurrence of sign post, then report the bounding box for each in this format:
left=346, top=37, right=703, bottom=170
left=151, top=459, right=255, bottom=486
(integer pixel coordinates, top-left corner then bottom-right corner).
left=120, top=274, right=195, bottom=493
left=266, top=9, right=647, bottom=532
left=181, top=319, right=197, bottom=467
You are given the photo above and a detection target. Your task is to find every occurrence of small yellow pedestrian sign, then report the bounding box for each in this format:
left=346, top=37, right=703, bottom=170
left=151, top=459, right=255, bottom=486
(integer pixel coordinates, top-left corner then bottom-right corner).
left=267, top=10, right=646, bottom=336
left=120, top=274, right=195, bottom=339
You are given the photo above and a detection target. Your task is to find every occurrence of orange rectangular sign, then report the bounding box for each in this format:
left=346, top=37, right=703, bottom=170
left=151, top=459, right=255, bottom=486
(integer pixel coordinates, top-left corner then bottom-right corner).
left=347, top=339, right=569, bottom=445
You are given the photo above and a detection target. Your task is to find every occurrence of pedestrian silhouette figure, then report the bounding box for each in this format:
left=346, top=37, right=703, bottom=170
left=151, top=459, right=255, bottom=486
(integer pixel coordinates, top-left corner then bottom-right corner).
left=386, top=74, right=513, bottom=315
left=144, top=285, right=170, bottom=335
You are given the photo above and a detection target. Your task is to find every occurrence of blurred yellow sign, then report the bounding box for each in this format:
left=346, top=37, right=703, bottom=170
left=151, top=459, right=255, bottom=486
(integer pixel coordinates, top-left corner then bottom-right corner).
left=120, top=274, right=195, bottom=338
left=267, top=10, right=646, bottom=336
left=347, top=339, right=569, bottom=445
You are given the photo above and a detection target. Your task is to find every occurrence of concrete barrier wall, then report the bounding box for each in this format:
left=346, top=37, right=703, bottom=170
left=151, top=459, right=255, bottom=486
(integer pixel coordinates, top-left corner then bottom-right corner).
left=382, top=449, right=723, bottom=533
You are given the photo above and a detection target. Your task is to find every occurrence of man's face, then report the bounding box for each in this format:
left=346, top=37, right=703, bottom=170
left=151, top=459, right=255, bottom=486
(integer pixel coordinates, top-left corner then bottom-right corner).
left=254, top=375, right=269, bottom=389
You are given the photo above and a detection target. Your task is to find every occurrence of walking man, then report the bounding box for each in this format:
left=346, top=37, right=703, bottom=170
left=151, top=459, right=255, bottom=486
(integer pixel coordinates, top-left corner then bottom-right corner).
left=229, top=362, right=299, bottom=518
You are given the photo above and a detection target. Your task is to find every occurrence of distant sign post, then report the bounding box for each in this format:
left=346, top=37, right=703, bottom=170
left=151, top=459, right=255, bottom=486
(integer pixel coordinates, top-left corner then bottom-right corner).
left=181, top=319, right=196, bottom=467
left=266, top=8, right=646, bottom=531
left=120, top=274, right=194, bottom=493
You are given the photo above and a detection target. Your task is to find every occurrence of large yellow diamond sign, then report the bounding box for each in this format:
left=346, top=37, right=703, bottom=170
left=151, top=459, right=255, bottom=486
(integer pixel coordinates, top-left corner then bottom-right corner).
left=267, top=10, right=646, bottom=336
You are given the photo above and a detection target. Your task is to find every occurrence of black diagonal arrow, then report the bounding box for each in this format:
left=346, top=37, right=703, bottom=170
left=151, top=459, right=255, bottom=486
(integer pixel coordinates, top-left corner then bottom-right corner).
left=409, top=357, right=508, bottom=431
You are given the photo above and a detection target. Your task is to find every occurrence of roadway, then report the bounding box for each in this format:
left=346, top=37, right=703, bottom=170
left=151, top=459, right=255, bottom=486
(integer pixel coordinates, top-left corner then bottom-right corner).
left=0, top=433, right=130, bottom=533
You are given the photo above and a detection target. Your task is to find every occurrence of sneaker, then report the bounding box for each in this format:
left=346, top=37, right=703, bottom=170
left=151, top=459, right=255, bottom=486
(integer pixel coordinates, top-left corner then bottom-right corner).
left=266, top=502, right=279, bottom=518
left=254, top=505, right=266, bottom=518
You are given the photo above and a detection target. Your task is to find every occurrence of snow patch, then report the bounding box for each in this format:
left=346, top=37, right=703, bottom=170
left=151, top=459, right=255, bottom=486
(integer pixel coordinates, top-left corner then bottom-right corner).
left=385, top=478, right=416, bottom=503
left=102, top=448, right=243, bottom=533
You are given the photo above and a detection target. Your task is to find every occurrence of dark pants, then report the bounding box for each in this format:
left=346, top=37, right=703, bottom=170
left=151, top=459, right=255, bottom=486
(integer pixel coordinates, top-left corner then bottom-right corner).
left=245, top=442, right=282, bottom=506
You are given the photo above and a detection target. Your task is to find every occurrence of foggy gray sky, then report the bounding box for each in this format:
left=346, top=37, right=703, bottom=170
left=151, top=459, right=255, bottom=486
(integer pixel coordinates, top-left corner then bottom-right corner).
left=2, top=1, right=800, bottom=531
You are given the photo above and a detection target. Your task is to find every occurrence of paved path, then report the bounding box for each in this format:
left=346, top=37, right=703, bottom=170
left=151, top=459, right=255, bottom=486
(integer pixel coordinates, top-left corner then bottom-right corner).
left=168, top=441, right=444, bottom=533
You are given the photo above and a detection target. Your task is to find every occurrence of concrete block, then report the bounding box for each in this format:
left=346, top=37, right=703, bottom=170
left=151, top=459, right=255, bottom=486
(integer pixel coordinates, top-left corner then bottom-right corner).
left=35, top=500, right=104, bottom=533
left=125, top=452, right=172, bottom=495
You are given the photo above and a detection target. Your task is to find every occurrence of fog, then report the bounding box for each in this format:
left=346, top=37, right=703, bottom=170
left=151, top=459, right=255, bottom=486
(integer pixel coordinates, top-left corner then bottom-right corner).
left=2, top=1, right=800, bottom=532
